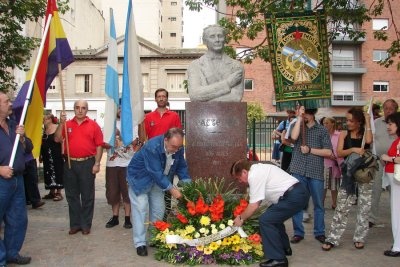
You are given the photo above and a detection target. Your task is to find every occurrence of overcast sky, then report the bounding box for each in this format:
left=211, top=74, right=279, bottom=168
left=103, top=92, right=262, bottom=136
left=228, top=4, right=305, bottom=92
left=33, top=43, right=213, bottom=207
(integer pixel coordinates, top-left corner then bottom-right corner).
left=182, top=5, right=216, bottom=48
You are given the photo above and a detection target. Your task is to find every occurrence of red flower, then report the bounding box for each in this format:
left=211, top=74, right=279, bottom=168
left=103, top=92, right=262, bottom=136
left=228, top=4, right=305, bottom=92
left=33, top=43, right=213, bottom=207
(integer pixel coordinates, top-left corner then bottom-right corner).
left=176, top=212, right=188, bottom=224
left=233, top=199, right=248, bottom=217
left=153, top=220, right=171, bottom=231
left=195, top=196, right=209, bottom=215
left=248, top=233, right=262, bottom=244
left=209, top=194, right=224, bottom=222
left=186, top=201, right=196, bottom=216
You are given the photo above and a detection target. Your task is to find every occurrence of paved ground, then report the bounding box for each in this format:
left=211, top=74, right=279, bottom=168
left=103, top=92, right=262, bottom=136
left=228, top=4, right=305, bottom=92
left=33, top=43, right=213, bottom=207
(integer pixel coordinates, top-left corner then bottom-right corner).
left=15, top=156, right=398, bottom=266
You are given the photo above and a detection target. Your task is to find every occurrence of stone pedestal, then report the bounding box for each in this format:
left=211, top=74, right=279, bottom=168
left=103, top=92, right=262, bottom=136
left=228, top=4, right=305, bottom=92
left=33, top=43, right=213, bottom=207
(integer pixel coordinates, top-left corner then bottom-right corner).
left=185, top=102, right=247, bottom=190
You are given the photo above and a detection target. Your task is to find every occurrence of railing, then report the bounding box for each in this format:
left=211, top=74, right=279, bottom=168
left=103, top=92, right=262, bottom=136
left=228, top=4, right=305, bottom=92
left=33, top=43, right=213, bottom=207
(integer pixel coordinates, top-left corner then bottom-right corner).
left=331, top=59, right=365, bottom=68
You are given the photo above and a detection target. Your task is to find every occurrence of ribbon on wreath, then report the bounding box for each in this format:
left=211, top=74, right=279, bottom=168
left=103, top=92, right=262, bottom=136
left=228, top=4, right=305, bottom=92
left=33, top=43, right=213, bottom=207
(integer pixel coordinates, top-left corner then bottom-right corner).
left=166, top=226, right=248, bottom=246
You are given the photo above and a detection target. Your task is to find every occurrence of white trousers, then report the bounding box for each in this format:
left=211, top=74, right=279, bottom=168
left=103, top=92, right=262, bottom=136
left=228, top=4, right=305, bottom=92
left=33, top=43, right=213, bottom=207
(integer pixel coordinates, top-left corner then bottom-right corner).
left=387, top=172, right=400, bottom=251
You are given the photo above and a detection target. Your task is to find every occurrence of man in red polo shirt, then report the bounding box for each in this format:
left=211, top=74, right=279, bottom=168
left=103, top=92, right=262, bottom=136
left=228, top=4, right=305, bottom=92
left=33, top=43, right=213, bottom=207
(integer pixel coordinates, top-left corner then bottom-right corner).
left=144, top=88, right=182, bottom=218
left=144, top=88, right=182, bottom=140
left=55, top=99, right=103, bottom=235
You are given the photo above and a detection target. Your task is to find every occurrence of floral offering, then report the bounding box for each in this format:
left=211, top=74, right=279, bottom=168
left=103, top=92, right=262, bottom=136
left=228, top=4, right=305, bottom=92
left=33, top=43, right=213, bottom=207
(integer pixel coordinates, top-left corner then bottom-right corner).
left=151, top=178, right=264, bottom=265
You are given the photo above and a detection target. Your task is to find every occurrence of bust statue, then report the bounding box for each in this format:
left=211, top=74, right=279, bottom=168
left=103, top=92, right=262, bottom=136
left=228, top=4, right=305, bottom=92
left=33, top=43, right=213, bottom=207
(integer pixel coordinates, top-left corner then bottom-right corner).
left=187, top=25, right=244, bottom=102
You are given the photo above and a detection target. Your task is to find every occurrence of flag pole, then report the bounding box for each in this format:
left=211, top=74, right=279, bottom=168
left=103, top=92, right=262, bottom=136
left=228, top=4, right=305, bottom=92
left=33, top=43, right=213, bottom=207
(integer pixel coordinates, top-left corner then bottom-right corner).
left=58, top=63, right=71, bottom=168
left=361, top=97, right=374, bottom=148
left=9, top=14, right=53, bottom=167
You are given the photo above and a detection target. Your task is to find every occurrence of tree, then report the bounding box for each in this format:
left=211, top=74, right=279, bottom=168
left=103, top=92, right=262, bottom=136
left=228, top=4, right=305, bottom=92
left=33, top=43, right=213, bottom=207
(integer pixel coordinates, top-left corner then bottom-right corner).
left=185, top=0, right=400, bottom=68
left=0, top=0, right=69, bottom=92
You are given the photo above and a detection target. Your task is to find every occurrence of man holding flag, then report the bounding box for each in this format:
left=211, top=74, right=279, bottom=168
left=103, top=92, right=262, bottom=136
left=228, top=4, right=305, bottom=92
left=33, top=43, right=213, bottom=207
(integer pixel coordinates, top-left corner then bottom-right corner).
left=0, top=92, right=31, bottom=266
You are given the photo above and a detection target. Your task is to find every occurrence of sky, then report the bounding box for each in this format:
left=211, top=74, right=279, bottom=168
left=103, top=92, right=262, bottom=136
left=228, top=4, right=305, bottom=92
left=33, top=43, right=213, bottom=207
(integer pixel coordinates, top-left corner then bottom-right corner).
left=182, top=5, right=216, bottom=48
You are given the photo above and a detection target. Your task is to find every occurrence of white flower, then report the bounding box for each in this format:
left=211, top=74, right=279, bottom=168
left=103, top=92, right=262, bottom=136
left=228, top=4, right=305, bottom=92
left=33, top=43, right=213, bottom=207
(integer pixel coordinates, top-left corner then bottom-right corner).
left=194, top=232, right=200, bottom=238
left=211, top=224, right=216, bottom=229
left=219, top=223, right=226, bottom=230
left=227, top=220, right=234, bottom=226
left=199, top=228, right=206, bottom=233
left=211, top=228, right=218, bottom=234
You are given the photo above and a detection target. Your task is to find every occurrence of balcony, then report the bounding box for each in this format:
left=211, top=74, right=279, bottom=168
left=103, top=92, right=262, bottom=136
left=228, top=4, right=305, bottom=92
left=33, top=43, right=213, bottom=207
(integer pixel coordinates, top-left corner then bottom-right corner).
left=330, top=59, right=367, bottom=74
left=331, top=91, right=367, bottom=106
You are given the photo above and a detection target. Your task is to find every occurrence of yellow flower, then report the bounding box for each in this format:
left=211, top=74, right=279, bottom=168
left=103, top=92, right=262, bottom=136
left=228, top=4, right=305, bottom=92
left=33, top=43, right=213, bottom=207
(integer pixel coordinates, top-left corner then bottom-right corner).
left=255, top=249, right=264, bottom=256
left=219, top=223, right=226, bottom=229
left=241, top=243, right=252, bottom=253
left=227, top=220, right=234, bottom=226
left=185, top=225, right=195, bottom=234
left=204, top=247, right=213, bottom=255
left=200, top=216, right=211, bottom=226
left=231, top=234, right=241, bottom=244
left=232, top=245, right=241, bottom=252
left=216, top=240, right=222, bottom=245
left=209, top=241, right=220, bottom=251
left=196, top=245, right=204, bottom=251
left=222, top=237, right=231, bottom=246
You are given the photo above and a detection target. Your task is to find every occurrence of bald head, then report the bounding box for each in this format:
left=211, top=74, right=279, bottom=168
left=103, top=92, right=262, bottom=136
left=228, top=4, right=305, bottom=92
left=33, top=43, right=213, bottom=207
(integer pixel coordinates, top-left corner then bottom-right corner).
left=74, top=99, right=88, bottom=121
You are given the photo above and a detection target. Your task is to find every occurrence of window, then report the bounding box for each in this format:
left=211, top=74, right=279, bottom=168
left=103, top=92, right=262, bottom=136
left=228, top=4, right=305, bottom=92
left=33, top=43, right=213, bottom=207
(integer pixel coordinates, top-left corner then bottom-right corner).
left=244, top=79, right=253, bottom=91
left=170, top=33, right=176, bottom=37
left=169, top=17, right=176, bottom=21
left=167, top=73, right=185, bottom=92
left=171, top=1, right=177, bottom=6
left=373, top=81, right=389, bottom=92
left=372, top=19, right=388, bottom=30
left=142, top=74, right=149, bottom=92
left=75, top=74, right=92, bottom=93
left=373, top=50, right=389, bottom=61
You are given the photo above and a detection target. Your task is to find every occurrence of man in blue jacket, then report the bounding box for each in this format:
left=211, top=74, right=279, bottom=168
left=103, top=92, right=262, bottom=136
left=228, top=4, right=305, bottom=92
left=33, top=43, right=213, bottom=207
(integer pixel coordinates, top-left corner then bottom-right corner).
left=127, top=127, right=191, bottom=256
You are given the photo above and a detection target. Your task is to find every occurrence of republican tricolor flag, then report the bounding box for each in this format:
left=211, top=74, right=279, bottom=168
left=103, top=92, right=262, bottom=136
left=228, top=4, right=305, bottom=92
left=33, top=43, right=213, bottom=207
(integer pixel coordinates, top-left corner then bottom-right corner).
left=13, top=0, right=74, bottom=158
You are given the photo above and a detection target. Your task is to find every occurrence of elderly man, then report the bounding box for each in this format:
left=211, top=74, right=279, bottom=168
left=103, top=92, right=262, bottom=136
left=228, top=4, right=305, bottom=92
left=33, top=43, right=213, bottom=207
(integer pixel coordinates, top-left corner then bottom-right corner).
left=127, top=127, right=191, bottom=257
left=187, top=25, right=244, bottom=102
left=369, top=99, right=399, bottom=228
left=0, top=91, right=31, bottom=265
left=55, top=100, right=103, bottom=235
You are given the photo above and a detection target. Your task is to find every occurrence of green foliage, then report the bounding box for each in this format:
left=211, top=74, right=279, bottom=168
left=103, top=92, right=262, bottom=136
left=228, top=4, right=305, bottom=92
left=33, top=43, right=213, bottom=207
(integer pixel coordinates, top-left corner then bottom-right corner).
left=247, top=102, right=265, bottom=125
left=0, top=0, right=69, bottom=92
left=185, top=0, right=400, bottom=68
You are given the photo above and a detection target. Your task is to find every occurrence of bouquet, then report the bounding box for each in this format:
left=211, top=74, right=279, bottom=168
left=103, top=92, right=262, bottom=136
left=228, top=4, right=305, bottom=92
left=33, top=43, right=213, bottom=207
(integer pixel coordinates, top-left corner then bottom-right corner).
left=151, top=178, right=264, bottom=265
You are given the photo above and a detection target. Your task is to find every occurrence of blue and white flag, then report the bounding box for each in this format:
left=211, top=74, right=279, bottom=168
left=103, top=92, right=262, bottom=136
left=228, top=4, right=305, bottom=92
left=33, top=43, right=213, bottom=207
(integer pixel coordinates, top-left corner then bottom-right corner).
left=121, top=0, right=144, bottom=146
left=103, top=8, right=119, bottom=149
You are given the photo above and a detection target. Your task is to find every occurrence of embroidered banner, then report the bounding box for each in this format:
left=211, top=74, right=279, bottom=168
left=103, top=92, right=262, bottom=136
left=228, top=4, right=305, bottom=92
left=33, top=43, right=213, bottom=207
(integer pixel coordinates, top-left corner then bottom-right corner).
left=266, top=10, right=331, bottom=111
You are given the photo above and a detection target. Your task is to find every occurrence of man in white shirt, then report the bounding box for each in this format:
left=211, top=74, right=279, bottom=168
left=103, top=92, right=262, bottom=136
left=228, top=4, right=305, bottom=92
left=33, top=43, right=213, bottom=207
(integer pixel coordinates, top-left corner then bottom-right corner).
left=232, top=160, right=309, bottom=267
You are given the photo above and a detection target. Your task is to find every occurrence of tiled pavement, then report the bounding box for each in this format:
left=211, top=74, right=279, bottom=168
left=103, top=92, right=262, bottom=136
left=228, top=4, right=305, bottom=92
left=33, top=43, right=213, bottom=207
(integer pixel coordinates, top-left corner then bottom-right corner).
left=17, top=157, right=398, bottom=266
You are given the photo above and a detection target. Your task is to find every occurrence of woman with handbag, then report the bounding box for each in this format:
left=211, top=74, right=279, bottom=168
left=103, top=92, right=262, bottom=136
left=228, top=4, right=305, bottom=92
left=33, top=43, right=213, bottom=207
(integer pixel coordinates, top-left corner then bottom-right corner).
left=380, top=112, right=400, bottom=257
left=322, top=107, right=373, bottom=251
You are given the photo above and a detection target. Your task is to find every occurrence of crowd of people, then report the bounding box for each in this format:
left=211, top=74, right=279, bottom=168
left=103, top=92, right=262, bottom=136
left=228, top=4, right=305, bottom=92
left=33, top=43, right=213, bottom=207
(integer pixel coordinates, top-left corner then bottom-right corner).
left=2, top=88, right=400, bottom=267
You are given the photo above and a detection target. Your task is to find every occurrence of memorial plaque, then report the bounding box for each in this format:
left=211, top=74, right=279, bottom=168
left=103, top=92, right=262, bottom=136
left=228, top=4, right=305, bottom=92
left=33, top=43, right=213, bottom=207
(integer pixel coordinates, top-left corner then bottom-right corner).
left=185, top=102, right=247, bottom=190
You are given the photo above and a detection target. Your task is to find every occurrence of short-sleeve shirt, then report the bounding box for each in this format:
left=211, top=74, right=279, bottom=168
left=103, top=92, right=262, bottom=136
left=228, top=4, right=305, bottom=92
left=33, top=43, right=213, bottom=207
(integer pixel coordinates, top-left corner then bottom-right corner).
left=144, top=109, right=182, bottom=139
left=248, top=163, right=299, bottom=205
left=385, top=137, right=400, bottom=174
left=289, top=122, right=332, bottom=180
left=62, top=116, right=103, bottom=158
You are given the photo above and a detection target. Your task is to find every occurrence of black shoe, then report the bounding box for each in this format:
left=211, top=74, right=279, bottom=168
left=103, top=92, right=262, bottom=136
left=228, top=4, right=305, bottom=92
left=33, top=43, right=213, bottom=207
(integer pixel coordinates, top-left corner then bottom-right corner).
left=32, top=201, right=45, bottom=209
left=26, top=200, right=32, bottom=206
left=290, top=235, right=304, bottom=244
left=369, top=221, right=375, bottom=228
left=259, top=258, right=288, bottom=267
left=384, top=250, right=400, bottom=257
left=315, top=235, right=326, bottom=244
left=105, top=217, right=119, bottom=228
left=123, top=221, right=132, bottom=229
left=7, top=254, right=31, bottom=265
left=136, top=245, right=148, bottom=256
left=285, top=247, right=292, bottom=256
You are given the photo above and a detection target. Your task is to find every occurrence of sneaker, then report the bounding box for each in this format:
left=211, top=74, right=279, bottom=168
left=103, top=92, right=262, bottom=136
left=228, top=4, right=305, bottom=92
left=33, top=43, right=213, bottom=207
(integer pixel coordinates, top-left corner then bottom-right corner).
left=7, top=254, right=31, bottom=265
left=105, top=217, right=119, bottom=228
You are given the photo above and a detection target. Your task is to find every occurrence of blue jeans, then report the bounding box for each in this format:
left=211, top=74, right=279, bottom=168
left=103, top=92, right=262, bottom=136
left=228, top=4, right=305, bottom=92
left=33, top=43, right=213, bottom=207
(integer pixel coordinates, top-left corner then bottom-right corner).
left=128, top=184, right=165, bottom=248
left=291, top=173, right=325, bottom=237
left=260, top=183, right=309, bottom=260
left=0, top=175, right=28, bottom=264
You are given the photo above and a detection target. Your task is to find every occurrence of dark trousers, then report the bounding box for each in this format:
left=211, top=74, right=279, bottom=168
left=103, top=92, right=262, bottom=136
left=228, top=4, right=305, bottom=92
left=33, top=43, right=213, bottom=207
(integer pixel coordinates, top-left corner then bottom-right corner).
left=63, top=158, right=95, bottom=230
left=23, top=159, right=41, bottom=204
left=280, top=151, right=292, bottom=172
left=259, top=183, right=309, bottom=260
